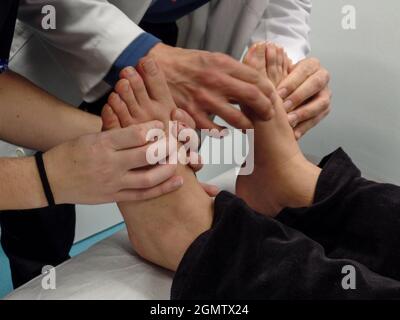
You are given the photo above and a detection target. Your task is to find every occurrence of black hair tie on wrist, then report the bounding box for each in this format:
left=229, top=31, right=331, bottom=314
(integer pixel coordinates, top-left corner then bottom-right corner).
left=35, top=152, right=56, bottom=207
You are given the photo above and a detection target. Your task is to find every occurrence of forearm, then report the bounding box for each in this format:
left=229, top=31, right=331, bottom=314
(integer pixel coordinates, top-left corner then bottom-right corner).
left=0, top=156, right=47, bottom=210
left=0, top=71, right=102, bottom=151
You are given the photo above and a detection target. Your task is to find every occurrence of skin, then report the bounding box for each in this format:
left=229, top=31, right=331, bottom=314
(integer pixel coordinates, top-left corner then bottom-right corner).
left=100, top=47, right=322, bottom=271
left=0, top=70, right=214, bottom=210
left=277, top=57, right=332, bottom=139
left=151, top=43, right=331, bottom=137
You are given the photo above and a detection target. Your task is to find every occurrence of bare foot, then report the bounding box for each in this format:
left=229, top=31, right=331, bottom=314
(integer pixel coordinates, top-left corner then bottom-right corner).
left=236, top=43, right=321, bottom=217
left=102, top=58, right=213, bottom=271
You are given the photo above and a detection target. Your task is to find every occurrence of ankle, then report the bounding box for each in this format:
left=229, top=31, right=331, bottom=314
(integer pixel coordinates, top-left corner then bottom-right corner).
left=122, top=164, right=214, bottom=271
left=273, top=154, right=321, bottom=209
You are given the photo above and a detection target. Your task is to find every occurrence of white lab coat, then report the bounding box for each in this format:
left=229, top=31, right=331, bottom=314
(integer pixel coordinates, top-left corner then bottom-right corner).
left=13, top=0, right=311, bottom=103
left=0, top=0, right=312, bottom=240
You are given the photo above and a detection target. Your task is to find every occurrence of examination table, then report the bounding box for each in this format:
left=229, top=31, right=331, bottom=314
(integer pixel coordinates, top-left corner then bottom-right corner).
left=5, top=169, right=237, bottom=300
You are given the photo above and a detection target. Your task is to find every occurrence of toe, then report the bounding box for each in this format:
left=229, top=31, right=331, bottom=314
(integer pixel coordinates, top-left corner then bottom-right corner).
left=276, top=47, right=285, bottom=85
left=107, top=92, right=135, bottom=128
left=266, top=44, right=279, bottom=86
left=101, top=104, right=121, bottom=131
left=120, top=66, right=151, bottom=106
left=137, top=57, right=176, bottom=108
left=115, top=79, right=138, bottom=118
left=244, top=42, right=266, bottom=74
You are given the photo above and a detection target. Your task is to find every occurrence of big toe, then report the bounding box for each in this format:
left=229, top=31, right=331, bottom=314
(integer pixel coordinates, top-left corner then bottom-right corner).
left=138, top=57, right=176, bottom=110
left=244, top=42, right=267, bottom=75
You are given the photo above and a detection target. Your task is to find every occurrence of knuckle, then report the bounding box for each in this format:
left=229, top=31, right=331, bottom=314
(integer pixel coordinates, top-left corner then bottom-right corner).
left=193, top=87, right=211, bottom=103
left=243, top=85, right=262, bottom=102
left=325, top=106, right=332, bottom=116
left=320, top=97, right=331, bottom=109
left=140, top=174, right=154, bottom=188
left=229, top=111, right=244, bottom=125
left=210, top=52, right=230, bottom=67
left=323, top=69, right=331, bottom=83
left=313, top=74, right=327, bottom=88
left=198, top=51, right=214, bottom=67
left=309, top=57, right=321, bottom=68
left=289, top=93, right=300, bottom=105
left=298, top=109, right=308, bottom=121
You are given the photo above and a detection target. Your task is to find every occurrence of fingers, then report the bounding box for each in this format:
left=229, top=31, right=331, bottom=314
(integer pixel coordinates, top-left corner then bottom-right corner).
left=200, top=73, right=273, bottom=125
left=121, top=163, right=178, bottom=189
left=207, top=51, right=275, bottom=119
left=119, top=135, right=177, bottom=170
left=137, top=57, right=176, bottom=107
left=191, top=109, right=225, bottom=131
left=207, top=99, right=253, bottom=130
left=171, top=109, right=196, bottom=129
left=120, top=67, right=151, bottom=106
left=107, top=92, right=134, bottom=127
left=294, top=107, right=331, bottom=140
left=283, top=69, right=330, bottom=112
left=101, top=104, right=121, bottom=131
left=200, top=183, right=220, bottom=197
left=115, top=176, right=183, bottom=202
left=277, top=57, right=321, bottom=101
left=108, top=121, right=164, bottom=150
left=287, top=87, right=332, bottom=128
left=209, top=52, right=260, bottom=85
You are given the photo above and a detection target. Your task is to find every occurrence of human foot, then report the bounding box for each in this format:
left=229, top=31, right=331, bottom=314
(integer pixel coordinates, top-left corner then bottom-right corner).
left=236, top=43, right=321, bottom=217
left=102, top=58, right=213, bottom=271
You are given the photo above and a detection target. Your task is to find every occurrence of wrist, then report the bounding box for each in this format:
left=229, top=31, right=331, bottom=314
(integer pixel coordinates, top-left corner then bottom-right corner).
left=27, top=156, right=49, bottom=208
left=43, top=146, right=68, bottom=205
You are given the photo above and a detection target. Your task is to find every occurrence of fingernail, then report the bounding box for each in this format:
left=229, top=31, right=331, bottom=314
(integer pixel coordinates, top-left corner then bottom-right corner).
left=288, top=113, right=298, bottom=128
left=283, top=100, right=293, bottom=111
left=278, top=88, right=288, bottom=99
left=172, top=177, right=184, bottom=188
left=142, top=59, right=158, bottom=76
left=295, top=131, right=302, bottom=140
left=174, top=109, right=184, bottom=121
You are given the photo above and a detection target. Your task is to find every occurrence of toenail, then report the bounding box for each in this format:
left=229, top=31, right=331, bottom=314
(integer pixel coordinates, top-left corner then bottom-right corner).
left=124, top=67, right=136, bottom=77
left=122, top=81, right=130, bottom=92
left=142, top=59, right=158, bottom=76
left=256, top=43, right=265, bottom=58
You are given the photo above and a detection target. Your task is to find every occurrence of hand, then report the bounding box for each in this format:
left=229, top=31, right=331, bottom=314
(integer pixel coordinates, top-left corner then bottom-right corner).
left=44, top=121, right=185, bottom=205
left=277, top=57, right=332, bottom=139
left=149, top=43, right=277, bottom=130
left=170, top=110, right=220, bottom=197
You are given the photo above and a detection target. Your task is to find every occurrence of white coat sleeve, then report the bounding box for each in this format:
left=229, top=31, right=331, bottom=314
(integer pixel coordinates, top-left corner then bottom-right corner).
left=18, top=0, right=146, bottom=101
left=250, top=0, right=312, bottom=63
